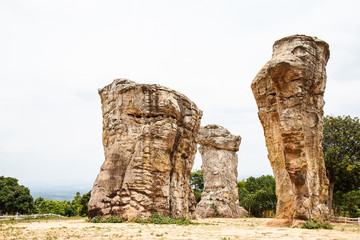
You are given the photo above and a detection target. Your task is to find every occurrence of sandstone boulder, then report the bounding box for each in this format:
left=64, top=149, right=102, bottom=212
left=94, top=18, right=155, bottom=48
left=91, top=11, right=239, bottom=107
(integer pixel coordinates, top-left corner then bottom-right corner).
left=251, top=35, right=330, bottom=223
left=195, top=125, right=247, bottom=218
left=88, top=79, right=202, bottom=220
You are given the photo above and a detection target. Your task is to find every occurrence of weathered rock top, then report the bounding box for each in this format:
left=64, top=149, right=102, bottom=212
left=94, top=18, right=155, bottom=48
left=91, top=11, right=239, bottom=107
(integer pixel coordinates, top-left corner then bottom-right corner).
left=99, top=79, right=198, bottom=102
left=197, top=124, right=241, bottom=151
left=98, top=78, right=202, bottom=130
left=98, top=78, right=203, bottom=131
left=272, top=34, right=329, bottom=58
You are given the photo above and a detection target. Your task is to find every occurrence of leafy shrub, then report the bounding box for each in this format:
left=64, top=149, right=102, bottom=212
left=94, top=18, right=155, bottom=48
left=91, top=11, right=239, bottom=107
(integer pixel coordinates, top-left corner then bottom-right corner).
left=210, top=203, right=219, bottom=217
left=87, top=213, right=196, bottom=225
left=134, top=213, right=197, bottom=225
left=87, top=216, right=126, bottom=223
left=301, top=219, right=333, bottom=229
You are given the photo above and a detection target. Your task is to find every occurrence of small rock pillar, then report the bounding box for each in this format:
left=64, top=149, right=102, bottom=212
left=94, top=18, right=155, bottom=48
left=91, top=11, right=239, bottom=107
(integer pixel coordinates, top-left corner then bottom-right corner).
left=195, top=124, right=247, bottom=218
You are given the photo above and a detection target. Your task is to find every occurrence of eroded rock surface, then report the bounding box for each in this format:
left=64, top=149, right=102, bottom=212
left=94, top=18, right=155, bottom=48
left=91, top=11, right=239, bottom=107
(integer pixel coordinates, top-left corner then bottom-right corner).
left=251, top=35, right=330, bottom=223
left=195, top=125, right=247, bottom=218
left=88, top=79, right=202, bottom=220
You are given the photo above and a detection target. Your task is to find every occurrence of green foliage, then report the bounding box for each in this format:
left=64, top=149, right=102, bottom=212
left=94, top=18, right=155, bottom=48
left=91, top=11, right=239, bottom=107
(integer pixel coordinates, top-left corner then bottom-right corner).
left=343, top=190, right=360, bottom=217
left=87, top=213, right=197, bottom=225
left=0, top=176, right=91, bottom=217
left=332, top=190, right=346, bottom=216
left=71, top=191, right=91, bottom=217
left=323, top=115, right=360, bottom=214
left=71, top=192, right=82, bottom=215
left=33, top=198, right=75, bottom=217
left=211, top=203, right=218, bottom=215
left=301, top=219, right=333, bottom=229
left=237, top=180, right=245, bottom=189
left=78, top=191, right=91, bottom=217
left=238, top=175, right=277, bottom=217
left=34, top=197, right=46, bottom=214
left=193, top=189, right=203, bottom=204
left=87, top=216, right=126, bottom=223
left=190, top=170, right=204, bottom=203
left=33, top=191, right=91, bottom=217
left=0, top=176, right=34, bottom=214
left=134, top=213, right=197, bottom=225
left=190, top=170, right=204, bottom=190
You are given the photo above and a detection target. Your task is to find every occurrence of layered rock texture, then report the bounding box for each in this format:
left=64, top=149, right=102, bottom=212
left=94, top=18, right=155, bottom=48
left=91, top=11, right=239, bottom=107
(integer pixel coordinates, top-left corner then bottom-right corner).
left=195, top=125, right=247, bottom=218
left=251, top=35, right=330, bottom=223
left=88, top=79, right=202, bottom=220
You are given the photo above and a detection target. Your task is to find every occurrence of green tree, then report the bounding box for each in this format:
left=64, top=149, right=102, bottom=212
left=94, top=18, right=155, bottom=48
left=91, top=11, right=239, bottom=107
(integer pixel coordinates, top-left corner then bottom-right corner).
left=71, top=192, right=82, bottom=216
left=237, top=180, right=245, bottom=190
left=44, top=200, right=63, bottom=215
left=34, top=197, right=47, bottom=214
left=70, top=191, right=91, bottom=217
left=323, top=115, right=360, bottom=212
left=238, top=175, right=277, bottom=217
left=190, top=170, right=204, bottom=203
left=0, top=176, right=34, bottom=214
left=190, top=170, right=204, bottom=190
left=34, top=191, right=91, bottom=217
left=34, top=198, right=75, bottom=216
left=332, top=191, right=345, bottom=216
left=343, top=190, right=360, bottom=217
left=78, top=191, right=91, bottom=217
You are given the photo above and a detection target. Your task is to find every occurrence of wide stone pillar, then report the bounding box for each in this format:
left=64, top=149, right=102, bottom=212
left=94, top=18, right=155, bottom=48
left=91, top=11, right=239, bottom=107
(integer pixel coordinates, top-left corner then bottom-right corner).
left=88, top=79, right=202, bottom=220
left=251, top=35, right=330, bottom=224
left=195, top=125, right=247, bottom=218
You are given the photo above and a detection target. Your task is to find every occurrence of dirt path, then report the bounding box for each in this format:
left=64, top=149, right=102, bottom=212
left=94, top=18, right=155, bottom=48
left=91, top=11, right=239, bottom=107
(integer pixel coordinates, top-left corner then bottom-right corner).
left=1, top=217, right=359, bottom=240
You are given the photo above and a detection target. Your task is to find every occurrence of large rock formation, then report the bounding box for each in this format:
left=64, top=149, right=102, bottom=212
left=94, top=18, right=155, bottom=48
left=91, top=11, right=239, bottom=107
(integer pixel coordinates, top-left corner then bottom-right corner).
left=195, top=125, right=247, bottom=218
left=88, top=79, right=202, bottom=220
left=251, top=35, right=330, bottom=223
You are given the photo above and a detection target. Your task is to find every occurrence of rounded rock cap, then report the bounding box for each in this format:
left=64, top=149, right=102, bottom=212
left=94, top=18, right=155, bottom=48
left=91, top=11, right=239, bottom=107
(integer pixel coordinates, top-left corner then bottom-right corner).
left=197, top=124, right=241, bottom=151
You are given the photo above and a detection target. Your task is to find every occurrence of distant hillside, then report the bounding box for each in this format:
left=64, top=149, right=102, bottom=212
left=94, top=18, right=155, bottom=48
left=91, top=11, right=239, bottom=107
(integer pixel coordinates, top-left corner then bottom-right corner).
left=20, top=179, right=93, bottom=201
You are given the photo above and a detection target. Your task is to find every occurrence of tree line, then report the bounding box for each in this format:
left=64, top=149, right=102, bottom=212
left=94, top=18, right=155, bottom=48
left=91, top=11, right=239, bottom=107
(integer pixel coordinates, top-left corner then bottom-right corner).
left=0, top=176, right=90, bottom=217
left=1, top=115, right=359, bottom=218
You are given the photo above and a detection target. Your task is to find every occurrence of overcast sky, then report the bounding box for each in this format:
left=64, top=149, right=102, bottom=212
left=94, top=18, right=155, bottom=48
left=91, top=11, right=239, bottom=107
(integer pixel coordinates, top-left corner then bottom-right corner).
left=1, top=0, right=359, bottom=187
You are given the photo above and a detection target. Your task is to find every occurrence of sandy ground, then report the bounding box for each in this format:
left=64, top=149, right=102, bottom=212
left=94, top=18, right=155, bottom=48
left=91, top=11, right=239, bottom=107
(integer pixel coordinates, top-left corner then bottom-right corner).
left=1, top=217, right=359, bottom=240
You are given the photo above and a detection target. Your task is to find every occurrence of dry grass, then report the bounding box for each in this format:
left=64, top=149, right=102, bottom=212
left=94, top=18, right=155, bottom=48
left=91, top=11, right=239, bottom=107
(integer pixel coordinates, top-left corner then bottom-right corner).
left=1, top=217, right=359, bottom=240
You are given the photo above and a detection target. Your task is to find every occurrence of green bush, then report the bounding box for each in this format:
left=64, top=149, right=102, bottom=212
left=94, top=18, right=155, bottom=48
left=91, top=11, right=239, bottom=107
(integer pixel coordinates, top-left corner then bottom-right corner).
left=87, top=213, right=197, bottom=225
left=301, top=219, right=333, bottom=229
left=343, top=190, right=360, bottom=217
left=134, top=213, right=197, bottom=225
left=211, top=203, right=218, bottom=215
left=87, top=216, right=126, bottom=223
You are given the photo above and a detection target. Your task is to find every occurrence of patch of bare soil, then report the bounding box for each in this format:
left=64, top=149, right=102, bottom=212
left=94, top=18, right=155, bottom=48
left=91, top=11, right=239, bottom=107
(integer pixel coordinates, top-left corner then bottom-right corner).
left=1, top=217, right=359, bottom=240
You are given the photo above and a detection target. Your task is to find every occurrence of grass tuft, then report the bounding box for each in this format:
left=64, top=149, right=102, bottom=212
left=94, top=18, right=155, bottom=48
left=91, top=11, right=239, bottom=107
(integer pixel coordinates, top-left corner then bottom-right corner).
left=87, top=213, right=197, bottom=225
left=301, top=219, right=333, bottom=230
left=86, top=216, right=126, bottom=223
left=134, top=213, right=197, bottom=225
